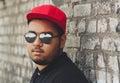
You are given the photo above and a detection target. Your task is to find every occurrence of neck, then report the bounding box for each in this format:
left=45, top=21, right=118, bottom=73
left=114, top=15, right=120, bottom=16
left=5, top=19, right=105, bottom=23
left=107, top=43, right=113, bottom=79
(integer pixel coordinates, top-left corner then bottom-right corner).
left=37, top=65, right=48, bottom=71
left=37, top=51, right=64, bottom=71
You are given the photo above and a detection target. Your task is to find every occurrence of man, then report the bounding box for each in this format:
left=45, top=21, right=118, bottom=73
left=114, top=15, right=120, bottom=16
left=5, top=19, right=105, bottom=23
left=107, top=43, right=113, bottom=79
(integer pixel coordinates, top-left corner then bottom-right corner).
left=25, top=4, right=89, bottom=83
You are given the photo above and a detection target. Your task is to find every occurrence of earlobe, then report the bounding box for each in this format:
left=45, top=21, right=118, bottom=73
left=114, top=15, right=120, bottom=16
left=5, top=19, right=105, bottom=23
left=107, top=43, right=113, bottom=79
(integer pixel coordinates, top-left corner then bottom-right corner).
left=60, top=34, right=66, bottom=48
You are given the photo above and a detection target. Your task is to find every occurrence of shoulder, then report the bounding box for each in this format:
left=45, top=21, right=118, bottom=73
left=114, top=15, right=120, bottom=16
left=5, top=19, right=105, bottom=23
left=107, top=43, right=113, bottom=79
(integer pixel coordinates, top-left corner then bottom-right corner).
left=52, top=53, right=89, bottom=83
left=53, top=70, right=89, bottom=83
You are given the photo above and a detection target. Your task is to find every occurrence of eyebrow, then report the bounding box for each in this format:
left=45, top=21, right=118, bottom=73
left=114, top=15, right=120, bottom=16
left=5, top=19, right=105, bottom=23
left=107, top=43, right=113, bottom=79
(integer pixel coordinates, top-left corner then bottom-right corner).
left=28, top=31, right=36, bottom=33
left=28, top=31, right=53, bottom=35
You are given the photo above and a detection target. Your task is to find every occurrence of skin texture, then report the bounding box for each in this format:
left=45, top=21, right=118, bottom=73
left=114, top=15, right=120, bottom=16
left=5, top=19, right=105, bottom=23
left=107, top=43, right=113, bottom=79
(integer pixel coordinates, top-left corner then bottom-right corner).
left=27, top=19, right=66, bottom=70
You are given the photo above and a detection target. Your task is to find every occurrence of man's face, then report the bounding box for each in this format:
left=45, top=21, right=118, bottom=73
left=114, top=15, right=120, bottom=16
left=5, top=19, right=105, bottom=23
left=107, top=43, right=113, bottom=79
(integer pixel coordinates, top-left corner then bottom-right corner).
left=26, top=19, right=66, bottom=65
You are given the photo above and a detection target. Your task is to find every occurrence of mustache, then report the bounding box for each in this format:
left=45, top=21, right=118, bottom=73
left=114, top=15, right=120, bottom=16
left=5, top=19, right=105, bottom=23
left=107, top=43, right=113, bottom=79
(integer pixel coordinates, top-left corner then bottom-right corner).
left=32, top=47, right=44, bottom=53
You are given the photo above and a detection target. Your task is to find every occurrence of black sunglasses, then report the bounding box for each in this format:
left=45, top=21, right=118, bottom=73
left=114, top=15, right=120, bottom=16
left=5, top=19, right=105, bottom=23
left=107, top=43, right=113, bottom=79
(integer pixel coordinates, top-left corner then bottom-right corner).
left=24, top=31, right=60, bottom=44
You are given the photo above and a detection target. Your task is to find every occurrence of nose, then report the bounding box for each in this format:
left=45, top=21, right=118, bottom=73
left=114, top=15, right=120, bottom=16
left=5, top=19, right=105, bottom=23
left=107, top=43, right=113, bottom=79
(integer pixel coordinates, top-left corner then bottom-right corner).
left=33, top=36, right=43, bottom=46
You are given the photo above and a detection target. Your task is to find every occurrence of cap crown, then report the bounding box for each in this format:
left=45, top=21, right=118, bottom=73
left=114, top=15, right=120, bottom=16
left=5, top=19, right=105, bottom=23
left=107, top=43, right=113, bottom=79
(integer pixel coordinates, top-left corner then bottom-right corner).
left=26, top=4, right=66, bottom=33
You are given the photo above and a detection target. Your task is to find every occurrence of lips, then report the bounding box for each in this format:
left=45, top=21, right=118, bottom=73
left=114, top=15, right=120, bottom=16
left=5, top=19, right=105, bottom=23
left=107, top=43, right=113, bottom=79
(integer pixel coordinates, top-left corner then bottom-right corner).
left=32, top=48, right=44, bottom=55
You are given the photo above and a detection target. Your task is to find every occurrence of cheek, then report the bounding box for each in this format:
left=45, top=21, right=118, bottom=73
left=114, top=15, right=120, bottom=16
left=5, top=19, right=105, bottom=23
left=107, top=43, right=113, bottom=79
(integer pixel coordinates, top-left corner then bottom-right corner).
left=44, top=40, right=60, bottom=53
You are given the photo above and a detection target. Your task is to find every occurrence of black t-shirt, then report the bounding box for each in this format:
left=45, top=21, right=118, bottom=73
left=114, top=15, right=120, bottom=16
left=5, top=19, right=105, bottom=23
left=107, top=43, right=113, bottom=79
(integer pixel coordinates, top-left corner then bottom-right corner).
left=30, top=52, right=89, bottom=83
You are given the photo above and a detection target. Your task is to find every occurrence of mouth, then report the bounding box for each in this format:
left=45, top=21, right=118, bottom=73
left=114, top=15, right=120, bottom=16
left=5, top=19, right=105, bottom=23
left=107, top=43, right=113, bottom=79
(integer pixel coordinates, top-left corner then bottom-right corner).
left=32, top=49, right=44, bottom=55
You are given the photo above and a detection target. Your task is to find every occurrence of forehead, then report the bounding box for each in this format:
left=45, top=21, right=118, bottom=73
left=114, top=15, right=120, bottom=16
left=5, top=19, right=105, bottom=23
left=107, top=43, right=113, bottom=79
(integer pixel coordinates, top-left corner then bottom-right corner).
left=28, top=19, right=58, bottom=34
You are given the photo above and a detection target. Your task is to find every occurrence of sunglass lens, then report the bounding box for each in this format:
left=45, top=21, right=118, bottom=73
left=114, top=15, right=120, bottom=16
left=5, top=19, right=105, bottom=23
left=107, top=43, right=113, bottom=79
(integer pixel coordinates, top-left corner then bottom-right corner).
left=25, top=37, right=36, bottom=43
left=40, top=37, right=52, bottom=44
left=24, top=32, right=36, bottom=43
left=40, top=33, right=53, bottom=44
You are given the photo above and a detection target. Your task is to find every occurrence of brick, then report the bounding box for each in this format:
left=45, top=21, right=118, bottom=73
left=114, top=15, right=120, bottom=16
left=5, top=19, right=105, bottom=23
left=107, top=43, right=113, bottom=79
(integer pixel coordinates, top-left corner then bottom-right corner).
left=16, top=14, right=24, bottom=24
left=66, top=34, right=80, bottom=47
left=108, top=56, right=119, bottom=73
left=34, top=0, right=44, bottom=7
left=26, top=1, right=35, bottom=11
left=64, top=48, right=78, bottom=63
left=107, top=55, right=119, bottom=83
left=77, top=51, right=94, bottom=68
left=81, top=35, right=100, bottom=50
left=77, top=18, right=86, bottom=33
left=115, top=2, right=120, bottom=13
left=16, top=35, right=23, bottom=44
left=97, top=18, right=107, bottom=33
left=21, top=67, right=33, bottom=78
left=87, top=19, right=96, bottom=33
left=52, top=0, right=64, bottom=5
left=0, top=10, right=3, bottom=17
left=0, top=1, right=4, bottom=9
left=71, top=0, right=80, bottom=3
left=63, top=0, right=71, bottom=3
left=15, top=0, right=21, bottom=4
left=23, top=79, right=30, bottom=83
left=93, top=2, right=111, bottom=15
left=112, top=74, right=119, bottom=83
left=88, top=69, right=96, bottom=82
left=0, top=19, right=2, bottom=25
left=114, top=37, right=120, bottom=51
left=96, top=70, right=106, bottom=83
left=23, top=57, right=33, bottom=68
left=5, top=0, right=16, bottom=7
left=60, top=4, right=73, bottom=18
left=97, top=53, right=105, bottom=68
left=102, top=35, right=116, bottom=51
left=3, top=16, right=9, bottom=25
left=66, top=19, right=70, bottom=33
left=106, top=72, right=112, bottom=83
left=74, top=4, right=91, bottom=17
left=0, top=27, right=4, bottom=35
left=20, top=3, right=28, bottom=13
left=43, top=0, right=52, bottom=4
left=108, top=56, right=119, bottom=83
left=68, top=20, right=77, bottom=33
left=109, top=17, right=118, bottom=32
left=12, top=76, right=23, bottom=83
left=21, top=0, right=28, bottom=3
left=1, top=36, right=9, bottom=44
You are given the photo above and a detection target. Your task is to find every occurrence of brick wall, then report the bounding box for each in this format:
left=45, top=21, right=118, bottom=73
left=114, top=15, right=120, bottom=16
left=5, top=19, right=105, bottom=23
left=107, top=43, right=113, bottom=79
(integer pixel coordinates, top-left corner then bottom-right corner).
left=0, top=0, right=120, bottom=83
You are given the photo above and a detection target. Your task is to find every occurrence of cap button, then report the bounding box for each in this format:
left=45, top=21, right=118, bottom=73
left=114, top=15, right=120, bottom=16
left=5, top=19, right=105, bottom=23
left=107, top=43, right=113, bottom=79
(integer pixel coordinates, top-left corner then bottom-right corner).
left=37, top=72, right=41, bottom=76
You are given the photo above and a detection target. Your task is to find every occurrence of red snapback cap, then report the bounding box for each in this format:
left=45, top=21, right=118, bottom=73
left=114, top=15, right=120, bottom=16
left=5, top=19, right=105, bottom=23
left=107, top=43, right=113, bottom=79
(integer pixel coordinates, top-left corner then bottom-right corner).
left=26, top=4, right=67, bottom=33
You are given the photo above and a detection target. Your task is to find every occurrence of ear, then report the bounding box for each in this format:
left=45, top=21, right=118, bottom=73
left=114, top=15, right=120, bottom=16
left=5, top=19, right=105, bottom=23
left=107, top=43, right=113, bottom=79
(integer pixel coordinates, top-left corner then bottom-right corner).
left=60, top=34, right=66, bottom=48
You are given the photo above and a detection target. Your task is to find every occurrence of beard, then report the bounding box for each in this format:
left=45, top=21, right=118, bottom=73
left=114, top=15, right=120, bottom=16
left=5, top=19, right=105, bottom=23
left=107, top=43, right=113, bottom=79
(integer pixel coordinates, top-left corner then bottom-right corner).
left=29, top=41, right=62, bottom=65
left=32, top=47, right=61, bottom=65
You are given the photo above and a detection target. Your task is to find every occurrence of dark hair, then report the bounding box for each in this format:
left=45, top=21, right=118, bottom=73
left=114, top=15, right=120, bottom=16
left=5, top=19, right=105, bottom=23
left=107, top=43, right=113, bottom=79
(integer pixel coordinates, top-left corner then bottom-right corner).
left=28, top=19, right=64, bottom=36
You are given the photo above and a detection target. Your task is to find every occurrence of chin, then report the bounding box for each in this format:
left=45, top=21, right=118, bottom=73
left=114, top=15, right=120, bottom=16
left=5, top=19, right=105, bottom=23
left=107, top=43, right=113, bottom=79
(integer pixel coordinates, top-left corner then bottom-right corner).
left=32, top=59, right=49, bottom=65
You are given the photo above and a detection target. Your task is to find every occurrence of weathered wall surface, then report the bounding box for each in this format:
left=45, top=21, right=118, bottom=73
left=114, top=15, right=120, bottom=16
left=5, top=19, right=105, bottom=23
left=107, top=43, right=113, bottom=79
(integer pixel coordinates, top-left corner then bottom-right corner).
left=0, top=0, right=120, bottom=83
